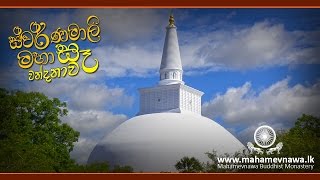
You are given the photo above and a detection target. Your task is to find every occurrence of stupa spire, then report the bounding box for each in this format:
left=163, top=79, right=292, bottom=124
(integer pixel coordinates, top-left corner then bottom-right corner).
left=159, top=12, right=184, bottom=86
left=138, top=12, right=203, bottom=115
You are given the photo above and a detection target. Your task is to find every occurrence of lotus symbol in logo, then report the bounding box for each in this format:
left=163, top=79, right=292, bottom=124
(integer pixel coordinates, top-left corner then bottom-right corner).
left=254, top=125, right=276, bottom=148
left=247, top=125, right=283, bottom=155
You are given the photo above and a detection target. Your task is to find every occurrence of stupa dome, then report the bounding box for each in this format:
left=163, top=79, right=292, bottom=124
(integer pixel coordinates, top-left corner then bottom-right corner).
left=88, top=113, right=245, bottom=172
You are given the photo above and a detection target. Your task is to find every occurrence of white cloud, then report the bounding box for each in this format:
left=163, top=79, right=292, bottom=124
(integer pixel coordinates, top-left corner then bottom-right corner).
left=62, top=110, right=127, bottom=164
left=202, top=78, right=320, bottom=142
left=69, top=83, right=133, bottom=111
left=182, top=21, right=320, bottom=71
left=23, top=73, right=134, bottom=111
left=72, top=9, right=166, bottom=43
left=70, top=137, right=101, bottom=165
left=1, top=9, right=166, bottom=43
left=3, top=9, right=319, bottom=78
left=2, top=61, right=134, bottom=165
left=92, top=20, right=320, bottom=77
left=18, top=69, right=134, bottom=164
left=203, top=78, right=320, bottom=124
left=2, top=9, right=320, bottom=161
left=62, top=110, right=127, bottom=137
left=237, top=123, right=287, bottom=144
left=94, top=45, right=161, bottom=77
left=1, top=9, right=167, bottom=78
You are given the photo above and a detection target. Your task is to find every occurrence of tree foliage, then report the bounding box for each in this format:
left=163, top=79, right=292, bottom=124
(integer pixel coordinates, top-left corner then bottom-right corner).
left=175, top=114, right=320, bottom=173
left=276, top=114, right=320, bottom=171
left=175, top=156, right=203, bottom=173
left=111, top=165, right=134, bottom=173
left=68, top=163, right=110, bottom=172
left=0, top=88, right=80, bottom=172
left=66, top=163, right=133, bottom=173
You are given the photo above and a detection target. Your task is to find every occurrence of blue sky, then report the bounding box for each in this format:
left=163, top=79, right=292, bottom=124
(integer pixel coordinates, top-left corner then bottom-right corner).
left=0, top=9, right=320, bottom=164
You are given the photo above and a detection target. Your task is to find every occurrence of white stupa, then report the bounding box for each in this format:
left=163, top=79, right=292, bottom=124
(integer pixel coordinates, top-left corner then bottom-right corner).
left=88, top=14, right=245, bottom=172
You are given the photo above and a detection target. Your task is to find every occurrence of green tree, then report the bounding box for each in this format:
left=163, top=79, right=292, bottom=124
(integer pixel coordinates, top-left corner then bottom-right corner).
left=111, top=165, right=134, bottom=173
left=243, top=114, right=320, bottom=172
left=174, top=114, right=320, bottom=173
left=203, top=150, right=218, bottom=172
left=204, top=150, right=245, bottom=172
left=68, top=163, right=110, bottom=173
left=66, top=163, right=134, bottom=173
left=277, top=114, right=320, bottom=171
left=175, top=157, right=203, bottom=173
left=0, top=89, right=79, bottom=172
left=85, top=163, right=110, bottom=172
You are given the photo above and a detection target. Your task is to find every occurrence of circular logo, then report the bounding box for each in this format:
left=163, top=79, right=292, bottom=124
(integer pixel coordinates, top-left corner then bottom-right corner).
left=254, top=125, right=276, bottom=148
